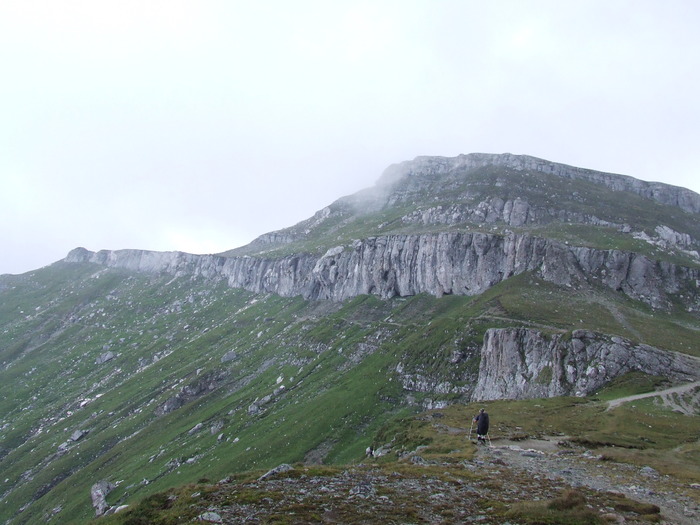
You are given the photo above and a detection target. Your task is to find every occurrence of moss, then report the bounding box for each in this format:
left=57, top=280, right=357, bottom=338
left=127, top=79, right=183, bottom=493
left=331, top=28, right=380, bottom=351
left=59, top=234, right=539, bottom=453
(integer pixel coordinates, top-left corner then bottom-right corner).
left=536, top=365, right=553, bottom=385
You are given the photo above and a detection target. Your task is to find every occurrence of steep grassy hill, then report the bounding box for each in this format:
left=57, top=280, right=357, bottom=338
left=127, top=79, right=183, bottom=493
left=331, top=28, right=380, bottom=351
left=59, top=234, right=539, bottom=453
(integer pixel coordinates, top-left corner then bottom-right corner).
left=1, top=154, right=698, bottom=523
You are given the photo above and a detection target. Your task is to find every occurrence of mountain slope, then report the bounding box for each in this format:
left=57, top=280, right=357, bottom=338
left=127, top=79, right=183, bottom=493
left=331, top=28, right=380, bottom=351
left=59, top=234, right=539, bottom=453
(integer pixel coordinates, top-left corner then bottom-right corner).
left=1, top=153, right=698, bottom=523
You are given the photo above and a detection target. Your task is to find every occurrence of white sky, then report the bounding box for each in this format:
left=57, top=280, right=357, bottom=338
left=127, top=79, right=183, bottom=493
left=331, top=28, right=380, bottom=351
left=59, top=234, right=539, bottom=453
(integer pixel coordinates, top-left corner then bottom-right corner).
left=1, top=0, right=699, bottom=275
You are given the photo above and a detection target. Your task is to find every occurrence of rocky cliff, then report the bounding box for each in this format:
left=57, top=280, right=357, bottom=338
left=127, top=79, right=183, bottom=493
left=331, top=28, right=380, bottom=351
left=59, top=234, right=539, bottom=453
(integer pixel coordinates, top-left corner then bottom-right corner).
left=472, top=328, right=700, bottom=401
left=66, top=230, right=700, bottom=311
left=379, top=153, right=700, bottom=214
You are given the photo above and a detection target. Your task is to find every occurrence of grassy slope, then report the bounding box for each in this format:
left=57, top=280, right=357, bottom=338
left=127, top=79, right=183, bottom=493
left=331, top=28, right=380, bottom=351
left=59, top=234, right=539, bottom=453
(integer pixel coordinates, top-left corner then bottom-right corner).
left=1, top=257, right=698, bottom=523
left=91, top=383, right=700, bottom=525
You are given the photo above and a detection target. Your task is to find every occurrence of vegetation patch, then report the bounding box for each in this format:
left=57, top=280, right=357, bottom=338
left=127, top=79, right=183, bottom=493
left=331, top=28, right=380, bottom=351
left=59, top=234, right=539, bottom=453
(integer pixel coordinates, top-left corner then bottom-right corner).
left=594, top=371, right=670, bottom=401
left=506, top=489, right=603, bottom=524
left=608, top=493, right=661, bottom=516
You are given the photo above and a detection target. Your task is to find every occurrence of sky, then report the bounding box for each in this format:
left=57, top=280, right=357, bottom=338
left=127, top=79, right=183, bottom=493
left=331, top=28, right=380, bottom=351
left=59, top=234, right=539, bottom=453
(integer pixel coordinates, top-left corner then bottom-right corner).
left=1, top=0, right=699, bottom=275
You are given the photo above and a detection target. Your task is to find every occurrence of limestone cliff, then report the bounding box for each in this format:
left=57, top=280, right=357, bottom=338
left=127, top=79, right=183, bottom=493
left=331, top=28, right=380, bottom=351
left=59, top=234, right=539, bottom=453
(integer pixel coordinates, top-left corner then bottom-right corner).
left=66, top=229, right=700, bottom=311
left=472, top=328, right=700, bottom=401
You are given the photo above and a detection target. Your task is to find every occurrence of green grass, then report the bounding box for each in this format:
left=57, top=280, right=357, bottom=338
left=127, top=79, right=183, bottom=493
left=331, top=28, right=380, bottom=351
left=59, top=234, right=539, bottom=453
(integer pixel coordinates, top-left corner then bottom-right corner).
left=2, top=217, right=698, bottom=524
left=507, top=489, right=604, bottom=524
left=594, top=371, right=670, bottom=401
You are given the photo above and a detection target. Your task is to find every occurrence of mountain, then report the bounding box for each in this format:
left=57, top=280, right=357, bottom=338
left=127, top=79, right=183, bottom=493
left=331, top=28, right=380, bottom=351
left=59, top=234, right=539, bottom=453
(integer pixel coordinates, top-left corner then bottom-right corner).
left=1, top=153, right=698, bottom=524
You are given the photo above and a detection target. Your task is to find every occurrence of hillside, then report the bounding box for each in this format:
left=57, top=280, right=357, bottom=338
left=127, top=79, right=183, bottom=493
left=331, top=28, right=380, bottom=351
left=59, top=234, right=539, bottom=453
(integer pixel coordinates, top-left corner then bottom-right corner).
left=1, top=153, right=699, bottom=524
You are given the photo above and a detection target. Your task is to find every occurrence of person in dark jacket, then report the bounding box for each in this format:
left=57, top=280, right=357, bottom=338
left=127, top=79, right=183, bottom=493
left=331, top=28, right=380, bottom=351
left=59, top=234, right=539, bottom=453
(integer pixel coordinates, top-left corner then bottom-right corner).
left=473, top=408, right=489, bottom=444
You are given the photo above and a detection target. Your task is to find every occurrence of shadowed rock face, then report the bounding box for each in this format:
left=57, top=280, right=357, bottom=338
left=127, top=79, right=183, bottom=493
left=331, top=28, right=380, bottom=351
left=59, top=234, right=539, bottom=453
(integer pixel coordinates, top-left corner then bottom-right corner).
left=66, top=230, right=700, bottom=311
left=472, top=328, right=700, bottom=401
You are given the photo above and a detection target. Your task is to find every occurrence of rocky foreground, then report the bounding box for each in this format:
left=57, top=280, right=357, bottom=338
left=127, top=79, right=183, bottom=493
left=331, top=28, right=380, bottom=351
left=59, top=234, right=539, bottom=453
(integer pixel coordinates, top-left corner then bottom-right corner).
left=95, top=436, right=699, bottom=524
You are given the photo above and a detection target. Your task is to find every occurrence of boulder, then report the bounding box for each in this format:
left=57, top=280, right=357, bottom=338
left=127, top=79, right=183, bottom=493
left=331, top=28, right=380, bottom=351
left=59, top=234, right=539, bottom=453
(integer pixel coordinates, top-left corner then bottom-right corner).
left=96, top=351, right=115, bottom=365
left=258, top=463, right=294, bottom=480
left=90, top=480, right=116, bottom=516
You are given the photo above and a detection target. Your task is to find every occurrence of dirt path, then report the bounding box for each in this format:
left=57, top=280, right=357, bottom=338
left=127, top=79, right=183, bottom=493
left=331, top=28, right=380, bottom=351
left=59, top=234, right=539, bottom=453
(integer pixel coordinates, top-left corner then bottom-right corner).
left=477, top=436, right=700, bottom=524
left=606, top=380, right=700, bottom=411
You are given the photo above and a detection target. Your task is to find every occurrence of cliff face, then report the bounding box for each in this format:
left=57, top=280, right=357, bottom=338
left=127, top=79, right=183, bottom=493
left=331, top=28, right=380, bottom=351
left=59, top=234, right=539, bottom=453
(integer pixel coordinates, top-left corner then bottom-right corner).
left=379, top=153, right=700, bottom=214
left=66, top=230, right=700, bottom=311
left=472, top=328, right=700, bottom=401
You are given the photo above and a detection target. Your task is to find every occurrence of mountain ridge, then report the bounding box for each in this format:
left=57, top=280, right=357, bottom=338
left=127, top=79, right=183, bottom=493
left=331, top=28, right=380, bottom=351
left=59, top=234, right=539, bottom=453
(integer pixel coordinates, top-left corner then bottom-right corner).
left=1, top=152, right=699, bottom=523
left=65, top=230, right=700, bottom=311
left=378, top=153, right=700, bottom=213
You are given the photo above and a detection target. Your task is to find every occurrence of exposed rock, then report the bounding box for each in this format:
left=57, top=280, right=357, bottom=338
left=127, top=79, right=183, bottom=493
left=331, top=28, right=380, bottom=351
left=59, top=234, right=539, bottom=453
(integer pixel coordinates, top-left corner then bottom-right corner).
left=90, top=480, right=116, bottom=517
left=155, top=369, right=230, bottom=416
left=65, top=230, right=700, bottom=311
left=640, top=466, right=658, bottom=477
left=62, top=153, right=700, bottom=313
left=220, top=350, right=238, bottom=363
left=472, top=328, right=700, bottom=401
left=349, top=480, right=376, bottom=498
left=188, top=423, right=204, bottom=435
left=378, top=153, right=700, bottom=214
left=258, top=463, right=294, bottom=481
left=210, top=420, right=224, bottom=435
left=70, top=429, right=88, bottom=442
left=95, top=351, right=115, bottom=365
left=197, top=511, right=223, bottom=522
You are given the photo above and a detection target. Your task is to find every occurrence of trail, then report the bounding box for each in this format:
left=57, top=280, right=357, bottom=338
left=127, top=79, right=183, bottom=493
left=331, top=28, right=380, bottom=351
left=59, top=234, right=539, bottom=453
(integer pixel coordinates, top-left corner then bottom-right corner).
left=606, top=380, right=700, bottom=412
left=477, top=437, right=700, bottom=525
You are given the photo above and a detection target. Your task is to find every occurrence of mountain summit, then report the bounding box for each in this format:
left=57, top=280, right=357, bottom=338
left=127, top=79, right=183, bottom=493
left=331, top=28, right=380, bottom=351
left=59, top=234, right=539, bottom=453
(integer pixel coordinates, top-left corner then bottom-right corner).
left=1, top=153, right=699, bottom=523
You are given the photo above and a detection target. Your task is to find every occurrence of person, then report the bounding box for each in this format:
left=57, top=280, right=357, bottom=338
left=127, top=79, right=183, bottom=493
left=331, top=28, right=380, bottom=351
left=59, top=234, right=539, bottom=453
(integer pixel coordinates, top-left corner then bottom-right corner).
left=473, top=408, right=489, bottom=444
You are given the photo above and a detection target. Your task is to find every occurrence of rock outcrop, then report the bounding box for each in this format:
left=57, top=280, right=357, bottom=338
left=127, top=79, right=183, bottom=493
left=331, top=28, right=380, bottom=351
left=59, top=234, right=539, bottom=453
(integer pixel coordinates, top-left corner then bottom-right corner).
left=90, top=480, right=116, bottom=516
left=66, top=230, right=700, bottom=311
left=472, top=328, right=700, bottom=401
left=379, top=153, right=700, bottom=214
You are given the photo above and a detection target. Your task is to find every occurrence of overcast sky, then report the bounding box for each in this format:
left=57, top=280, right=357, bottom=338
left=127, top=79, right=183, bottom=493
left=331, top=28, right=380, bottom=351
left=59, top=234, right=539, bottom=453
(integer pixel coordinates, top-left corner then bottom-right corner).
left=1, top=1, right=699, bottom=275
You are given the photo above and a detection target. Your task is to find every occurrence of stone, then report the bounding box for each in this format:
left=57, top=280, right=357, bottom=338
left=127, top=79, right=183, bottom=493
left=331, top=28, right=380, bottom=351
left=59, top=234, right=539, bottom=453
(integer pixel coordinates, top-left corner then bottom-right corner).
left=70, top=429, right=87, bottom=442
left=197, top=511, right=223, bottom=523
left=95, top=351, right=115, bottom=365
left=259, top=463, right=294, bottom=480
left=220, top=350, right=237, bottom=363
left=349, top=481, right=376, bottom=498
left=188, top=423, right=204, bottom=435
left=90, top=480, right=116, bottom=517
left=640, top=466, right=658, bottom=477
